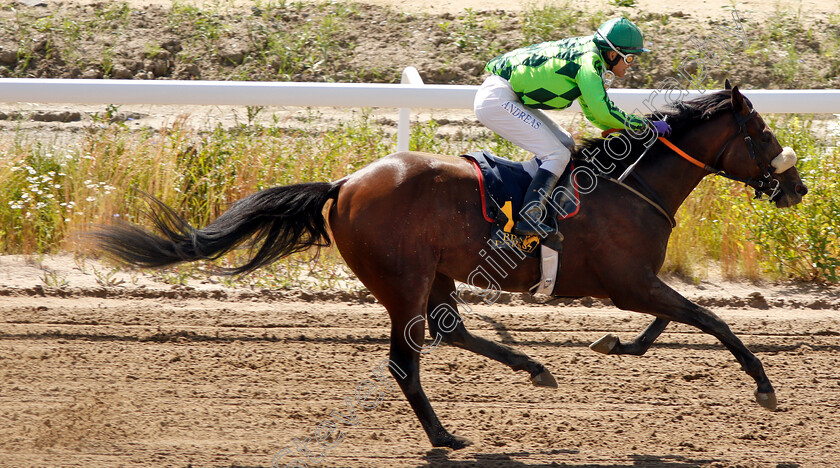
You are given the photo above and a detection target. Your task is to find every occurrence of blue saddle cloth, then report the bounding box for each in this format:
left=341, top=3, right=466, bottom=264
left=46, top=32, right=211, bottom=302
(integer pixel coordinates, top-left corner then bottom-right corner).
left=462, top=150, right=579, bottom=256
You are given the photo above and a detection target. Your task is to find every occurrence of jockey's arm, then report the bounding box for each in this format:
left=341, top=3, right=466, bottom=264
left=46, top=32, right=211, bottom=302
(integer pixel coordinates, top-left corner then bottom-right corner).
left=576, top=54, right=647, bottom=132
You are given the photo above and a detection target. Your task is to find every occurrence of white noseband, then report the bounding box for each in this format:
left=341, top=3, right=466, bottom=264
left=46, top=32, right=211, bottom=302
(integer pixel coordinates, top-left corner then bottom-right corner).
left=771, top=147, right=796, bottom=174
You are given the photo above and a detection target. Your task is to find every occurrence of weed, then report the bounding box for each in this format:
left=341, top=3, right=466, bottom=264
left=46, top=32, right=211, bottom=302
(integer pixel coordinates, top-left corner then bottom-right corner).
left=91, top=265, right=126, bottom=287
left=143, top=43, right=167, bottom=59
left=245, top=106, right=264, bottom=128
left=522, top=1, right=581, bottom=43
left=101, top=47, right=115, bottom=78
left=245, top=3, right=357, bottom=80
left=95, top=2, right=132, bottom=29
left=1, top=109, right=837, bottom=285
left=663, top=115, right=840, bottom=283
left=41, top=267, right=69, bottom=288
left=152, top=266, right=195, bottom=286
left=450, top=9, right=488, bottom=53
left=73, top=253, right=90, bottom=274
left=409, top=119, right=443, bottom=152
left=168, top=2, right=229, bottom=42
left=774, top=43, right=801, bottom=85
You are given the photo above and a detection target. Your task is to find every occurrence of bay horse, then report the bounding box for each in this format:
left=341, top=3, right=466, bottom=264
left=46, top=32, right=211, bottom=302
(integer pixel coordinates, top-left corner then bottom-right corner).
left=92, top=85, right=807, bottom=449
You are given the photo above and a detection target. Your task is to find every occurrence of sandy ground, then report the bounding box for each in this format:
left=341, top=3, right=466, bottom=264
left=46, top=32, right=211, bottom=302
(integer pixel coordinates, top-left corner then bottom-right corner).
left=3, top=1, right=840, bottom=467
left=1, top=255, right=840, bottom=467
left=54, top=0, right=840, bottom=19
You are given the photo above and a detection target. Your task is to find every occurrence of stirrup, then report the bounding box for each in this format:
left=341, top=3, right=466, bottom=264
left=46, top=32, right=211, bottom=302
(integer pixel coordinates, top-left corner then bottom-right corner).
left=513, top=202, right=556, bottom=237
left=542, top=231, right=564, bottom=251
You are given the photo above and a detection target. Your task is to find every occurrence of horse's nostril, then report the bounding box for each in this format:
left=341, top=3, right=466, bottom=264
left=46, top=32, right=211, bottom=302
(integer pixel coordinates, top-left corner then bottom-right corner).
left=795, top=184, right=808, bottom=195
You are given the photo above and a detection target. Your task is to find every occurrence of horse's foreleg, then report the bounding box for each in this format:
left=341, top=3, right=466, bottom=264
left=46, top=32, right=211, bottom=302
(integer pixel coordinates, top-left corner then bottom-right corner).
left=427, top=274, right=558, bottom=388
left=589, top=317, right=670, bottom=355
left=612, top=277, right=776, bottom=410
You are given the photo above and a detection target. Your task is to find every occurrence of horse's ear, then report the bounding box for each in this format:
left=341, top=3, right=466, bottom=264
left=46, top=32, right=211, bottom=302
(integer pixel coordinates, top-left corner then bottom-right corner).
left=724, top=79, right=732, bottom=90
left=730, top=85, right=750, bottom=115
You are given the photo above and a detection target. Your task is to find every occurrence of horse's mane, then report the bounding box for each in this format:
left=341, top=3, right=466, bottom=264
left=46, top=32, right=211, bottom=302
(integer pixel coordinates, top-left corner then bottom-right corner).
left=570, top=90, right=747, bottom=177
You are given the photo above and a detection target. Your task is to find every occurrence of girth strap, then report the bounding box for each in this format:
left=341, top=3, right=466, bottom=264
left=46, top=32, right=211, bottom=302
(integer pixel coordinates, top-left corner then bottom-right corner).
left=599, top=175, right=677, bottom=229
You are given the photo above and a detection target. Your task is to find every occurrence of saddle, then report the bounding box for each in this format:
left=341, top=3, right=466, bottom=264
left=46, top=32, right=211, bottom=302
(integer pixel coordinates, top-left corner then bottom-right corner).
left=462, top=150, right=580, bottom=258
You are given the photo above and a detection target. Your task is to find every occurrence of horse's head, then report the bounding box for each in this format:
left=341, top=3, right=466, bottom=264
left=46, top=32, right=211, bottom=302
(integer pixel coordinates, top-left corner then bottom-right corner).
left=711, top=81, right=808, bottom=208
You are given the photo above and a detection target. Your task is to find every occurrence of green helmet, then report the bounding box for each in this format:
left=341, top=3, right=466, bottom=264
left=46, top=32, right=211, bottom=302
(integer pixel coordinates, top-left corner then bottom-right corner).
left=594, top=17, right=649, bottom=54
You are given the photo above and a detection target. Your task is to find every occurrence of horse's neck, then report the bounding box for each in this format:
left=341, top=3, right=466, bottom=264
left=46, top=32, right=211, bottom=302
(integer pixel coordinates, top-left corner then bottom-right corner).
left=635, top=136, right=714, bottom=216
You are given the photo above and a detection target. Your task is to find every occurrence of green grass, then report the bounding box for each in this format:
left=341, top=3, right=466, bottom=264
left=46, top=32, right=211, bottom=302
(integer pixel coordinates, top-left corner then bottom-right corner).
left=522, top=1, right=587, bottom=44
left=1, top=112, right=838, bottom=286
left=662, top=115, right=840, bottom=283
left=4, top=1, right=134, bottom=75
left=242, top=1, right=359, bottom=80
left=521, top=0, right=620, bottom=45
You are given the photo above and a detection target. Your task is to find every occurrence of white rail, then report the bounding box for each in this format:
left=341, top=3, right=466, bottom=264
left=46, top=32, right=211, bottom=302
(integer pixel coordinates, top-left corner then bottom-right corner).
left=2, top=73, right=840, bottom=151
left=398, top=66, right=424, bottom=152
left=0, top=76, right=475, bottom=108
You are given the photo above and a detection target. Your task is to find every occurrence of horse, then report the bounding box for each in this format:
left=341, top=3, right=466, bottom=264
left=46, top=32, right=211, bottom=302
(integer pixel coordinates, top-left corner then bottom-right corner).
left=91, top=85, right=807, bottom=450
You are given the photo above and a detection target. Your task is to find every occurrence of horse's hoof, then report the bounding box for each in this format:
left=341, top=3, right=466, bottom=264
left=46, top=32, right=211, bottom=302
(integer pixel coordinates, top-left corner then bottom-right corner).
left=434, top=434, right=473, bottom=450
left=589, top=334, right=619, bottom=355
left=755, top=390, right=778, bottom=411
left=530, top=368, right=558, bottom=388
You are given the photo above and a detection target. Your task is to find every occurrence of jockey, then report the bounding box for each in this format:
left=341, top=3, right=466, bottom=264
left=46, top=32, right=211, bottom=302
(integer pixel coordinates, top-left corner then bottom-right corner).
left=474, top=17, right=671, bottom=237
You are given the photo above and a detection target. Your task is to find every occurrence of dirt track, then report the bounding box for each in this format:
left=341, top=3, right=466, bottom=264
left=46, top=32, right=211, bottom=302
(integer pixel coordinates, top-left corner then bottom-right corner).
left=2, top=0, right=840, bottom=465
left=1, top=261, right=839, bottom=467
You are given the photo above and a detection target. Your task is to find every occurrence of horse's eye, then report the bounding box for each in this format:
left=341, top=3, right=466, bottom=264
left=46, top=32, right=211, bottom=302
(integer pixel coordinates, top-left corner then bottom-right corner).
left=761, top=132, right=772, bottom=143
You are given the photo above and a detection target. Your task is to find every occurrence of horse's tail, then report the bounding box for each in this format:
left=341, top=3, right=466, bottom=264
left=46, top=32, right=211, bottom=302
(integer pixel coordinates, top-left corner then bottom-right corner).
left=91, top=180, right=345, bottom=275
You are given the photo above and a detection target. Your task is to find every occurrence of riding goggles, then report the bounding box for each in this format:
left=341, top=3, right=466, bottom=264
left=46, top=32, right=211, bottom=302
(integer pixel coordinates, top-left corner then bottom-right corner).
left=596, top=30, right=638, bottom=65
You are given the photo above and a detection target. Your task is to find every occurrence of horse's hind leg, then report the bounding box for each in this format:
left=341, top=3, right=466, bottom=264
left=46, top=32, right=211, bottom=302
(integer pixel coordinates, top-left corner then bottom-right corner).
left=426, top=274, right=558, bottom=388
left=386, top=318, right=472, bottom=450
left=336, top=251, right=472, bottom=449
left=611, top=275, right=776, bottom=410
left=589, top=318, right=670, bottom=355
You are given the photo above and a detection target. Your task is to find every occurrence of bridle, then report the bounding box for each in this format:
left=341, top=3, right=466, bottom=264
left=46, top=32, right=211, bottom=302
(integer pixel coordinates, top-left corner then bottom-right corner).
left=660, top=108, right=782, bottom=200
left=709, top=108, right=781, bottom=199
left=604, top=107, right=788, bottom=229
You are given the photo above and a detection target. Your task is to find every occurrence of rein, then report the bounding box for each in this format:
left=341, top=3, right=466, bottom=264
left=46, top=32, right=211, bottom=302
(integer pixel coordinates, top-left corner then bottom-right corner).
left=660, top=109, right=779, bottom=198
left=601, top=109, right=779, bottom=228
